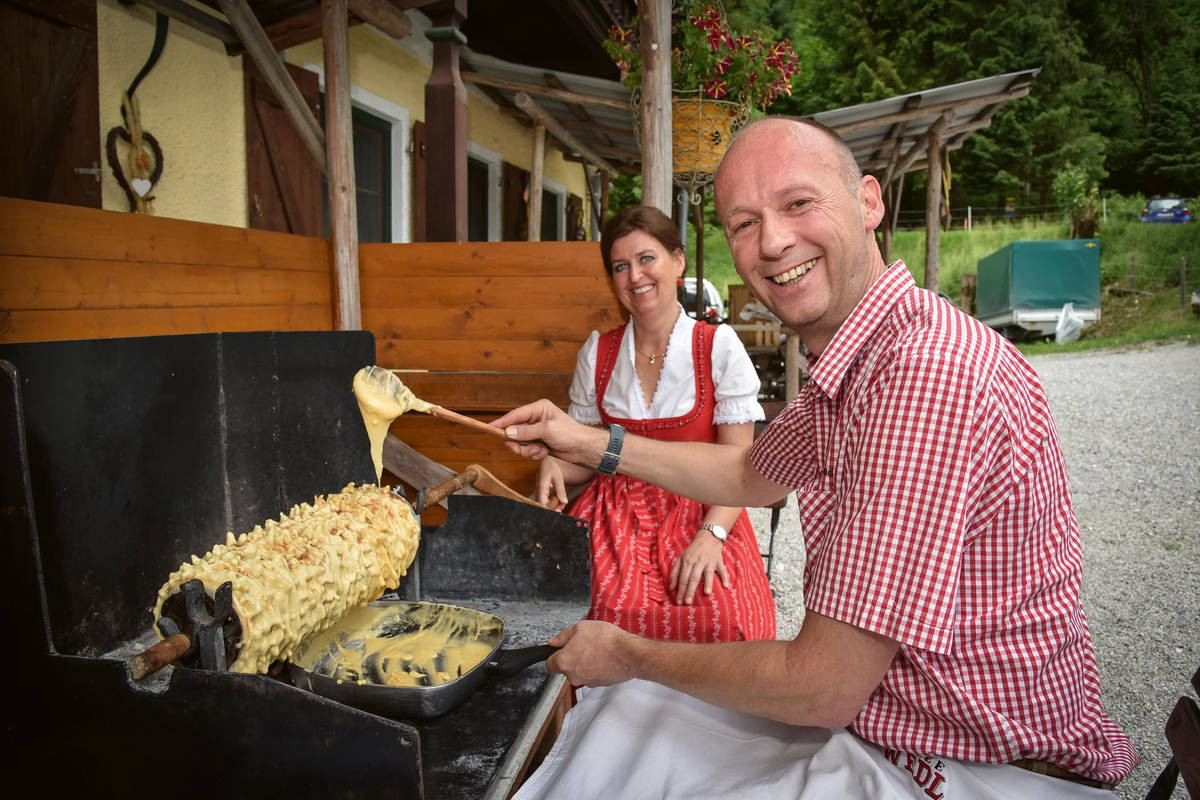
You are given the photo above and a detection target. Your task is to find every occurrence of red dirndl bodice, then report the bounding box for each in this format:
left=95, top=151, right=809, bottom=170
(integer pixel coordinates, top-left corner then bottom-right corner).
left=568, top=321, right=777, bottom=643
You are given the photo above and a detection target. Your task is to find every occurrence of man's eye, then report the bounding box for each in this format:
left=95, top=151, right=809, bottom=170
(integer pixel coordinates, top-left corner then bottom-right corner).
left=788, top=198, right=809, bottom=210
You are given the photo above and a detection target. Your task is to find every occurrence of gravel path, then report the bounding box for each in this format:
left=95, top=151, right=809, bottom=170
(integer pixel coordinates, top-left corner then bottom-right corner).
left=751, top=338, right=1200, bottom=799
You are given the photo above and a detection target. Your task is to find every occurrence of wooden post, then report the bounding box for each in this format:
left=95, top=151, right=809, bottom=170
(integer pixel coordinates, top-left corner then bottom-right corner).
left=424, top=1, right=468, bottom=242
left=1182, top=256, right=1188, bottom=311
left=639, top=0, right=672, bottom=214
left=785, top=329, right=800, bottom=400
left=880, top=183, right=893, bottom=263
left=923, top=128, right=942, bottom=291
left=528, top=122, right=545, bottom=241
left=322, top=0, right=360, bottom=330
left=216, top=0, right=325, bottom=170
left=693, top=188, right=705, bottom=319
left=600, top=176, right=611, bottom=224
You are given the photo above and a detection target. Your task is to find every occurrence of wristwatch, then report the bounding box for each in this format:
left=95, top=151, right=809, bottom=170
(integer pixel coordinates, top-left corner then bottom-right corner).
left=700, top=523, right=727, bottom=543
left=597, top=423, right=625, bottom=475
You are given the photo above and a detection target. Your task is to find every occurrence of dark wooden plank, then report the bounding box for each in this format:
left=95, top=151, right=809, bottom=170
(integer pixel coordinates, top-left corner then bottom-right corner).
left=1, top=256, right=332, bottom=310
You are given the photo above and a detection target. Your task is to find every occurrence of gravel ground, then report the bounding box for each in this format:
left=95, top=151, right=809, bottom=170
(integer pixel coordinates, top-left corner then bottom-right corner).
left=750, top=338, right=1200, bottom=799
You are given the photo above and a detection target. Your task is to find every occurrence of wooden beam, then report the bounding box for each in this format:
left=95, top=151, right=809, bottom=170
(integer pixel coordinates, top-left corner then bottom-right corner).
left=639, top=0, right=672, bottom=214
left=460, top=70, right=629, bottom=111
left=923, top=113, right=952, bottom=292
left=214, top=0, right=325, bottom=170
left=529, top=122, right=546, bottom=241
left=323, top=0, right=362, bottom=330
left=135, top=0, right=237, bottom=43
left=347, top=0, right=412, bottom=39
left=514, top=92, right=619, bottom=177
left=543, top=72, right=613, bottom=147
left=830, top=86, right=1032, bottom=136
left=424, top=1, right=468, bottom=242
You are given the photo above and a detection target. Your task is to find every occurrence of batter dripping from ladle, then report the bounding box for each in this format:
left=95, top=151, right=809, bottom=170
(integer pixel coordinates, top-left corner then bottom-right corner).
left=352, top=365, right=508, bottom=484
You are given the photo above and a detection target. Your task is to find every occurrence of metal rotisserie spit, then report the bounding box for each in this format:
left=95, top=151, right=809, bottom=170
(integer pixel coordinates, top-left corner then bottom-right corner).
left=0, top=331, right=589, bottom=799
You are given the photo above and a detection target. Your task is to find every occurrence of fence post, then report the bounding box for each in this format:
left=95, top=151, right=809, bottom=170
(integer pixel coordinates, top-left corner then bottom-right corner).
left=967, top=205, right=972, bottom=231
left=1129, top=254, right=1136, bottom=296
left=1182, top=256, right=1188, bottom=312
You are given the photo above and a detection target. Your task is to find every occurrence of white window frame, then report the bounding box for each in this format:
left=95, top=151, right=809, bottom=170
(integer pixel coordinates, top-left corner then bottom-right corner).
left=466, top=141, right=502, bottom=242
left=541, top=175, right=567, bottom=241
left=302, top=61, right=412, bottom=243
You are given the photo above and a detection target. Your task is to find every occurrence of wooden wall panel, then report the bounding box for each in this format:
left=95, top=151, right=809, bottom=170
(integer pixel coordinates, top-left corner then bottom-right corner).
left=361, top=239, right=623, bottom=497
left=0, top=198, right=620, bottom=499
left=0, top=198, right=334, bottom=343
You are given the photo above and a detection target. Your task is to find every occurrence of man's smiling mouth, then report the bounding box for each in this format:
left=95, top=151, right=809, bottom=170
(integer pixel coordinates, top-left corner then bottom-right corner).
left=770, top=258, right=817, bottom=286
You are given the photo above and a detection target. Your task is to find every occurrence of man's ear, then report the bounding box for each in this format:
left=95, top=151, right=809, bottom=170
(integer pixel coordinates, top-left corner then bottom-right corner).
left=859, top=174, right=885, bottom=231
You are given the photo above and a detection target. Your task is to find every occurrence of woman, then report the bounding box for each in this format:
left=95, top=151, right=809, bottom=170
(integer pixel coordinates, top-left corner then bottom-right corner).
left=537, top=206, right=776, bottom=643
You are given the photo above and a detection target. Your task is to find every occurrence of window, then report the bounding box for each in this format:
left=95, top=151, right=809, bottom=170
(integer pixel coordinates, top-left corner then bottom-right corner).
left=467, top=142, right=502, bottom=241
left=305, top=62, right=412, bottom=242
left=324, top=106, right=391, bottom=242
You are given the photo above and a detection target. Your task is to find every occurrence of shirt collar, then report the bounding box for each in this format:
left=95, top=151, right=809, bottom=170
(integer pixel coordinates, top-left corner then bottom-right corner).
left=806, top=260, right=913, bottom=400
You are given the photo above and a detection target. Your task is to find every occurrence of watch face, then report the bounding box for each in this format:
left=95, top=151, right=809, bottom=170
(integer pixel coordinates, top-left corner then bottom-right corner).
left=705, top=524, right=727, bottom=541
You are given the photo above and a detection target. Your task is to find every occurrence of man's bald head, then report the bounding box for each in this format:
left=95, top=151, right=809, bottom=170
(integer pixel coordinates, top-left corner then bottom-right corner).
left=714, top=117, right=862, bottom=216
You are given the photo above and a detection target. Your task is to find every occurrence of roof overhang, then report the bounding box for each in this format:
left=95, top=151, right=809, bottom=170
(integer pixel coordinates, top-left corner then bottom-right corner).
left=810, top=68, right=1041, bottom=190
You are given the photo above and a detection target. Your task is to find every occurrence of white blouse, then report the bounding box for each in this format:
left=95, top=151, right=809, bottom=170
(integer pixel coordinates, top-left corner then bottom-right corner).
left=567, top=307, right=765, bottom=426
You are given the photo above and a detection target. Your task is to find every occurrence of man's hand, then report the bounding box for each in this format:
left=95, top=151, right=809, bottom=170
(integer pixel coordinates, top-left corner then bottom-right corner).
left=669, top=533, right=730, bottom=605
left=493, top=399, right=605, bottom=466
left=545, top=620, right=639, bottom=687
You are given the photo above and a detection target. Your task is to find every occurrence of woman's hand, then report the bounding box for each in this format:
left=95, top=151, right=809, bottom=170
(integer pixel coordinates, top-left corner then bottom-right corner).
left=669, top=530, right=731, bottom=605
left=536, top=457, right=570, bottom=510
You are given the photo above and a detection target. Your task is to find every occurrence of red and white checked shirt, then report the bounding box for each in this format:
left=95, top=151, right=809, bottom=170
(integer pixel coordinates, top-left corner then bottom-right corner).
left=750, top=262, right=1138, bottom=783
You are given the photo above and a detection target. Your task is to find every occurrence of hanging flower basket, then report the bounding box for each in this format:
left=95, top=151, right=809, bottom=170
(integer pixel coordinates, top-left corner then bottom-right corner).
left=671, top=93, right=749, bottom=193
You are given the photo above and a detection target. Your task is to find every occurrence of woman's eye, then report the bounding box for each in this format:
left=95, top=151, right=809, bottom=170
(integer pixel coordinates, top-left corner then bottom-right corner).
left=613, top=262, right=628, bottom=272
left=640, top=254, right=656, bottom=264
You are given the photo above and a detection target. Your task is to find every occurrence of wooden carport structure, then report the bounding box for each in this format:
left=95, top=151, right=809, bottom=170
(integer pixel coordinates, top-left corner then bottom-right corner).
left=810, top=68, right=1041, bottom=291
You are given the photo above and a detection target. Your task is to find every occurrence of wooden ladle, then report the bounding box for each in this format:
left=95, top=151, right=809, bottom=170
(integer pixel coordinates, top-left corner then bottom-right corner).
left=357, top=366, right=508, bottom=439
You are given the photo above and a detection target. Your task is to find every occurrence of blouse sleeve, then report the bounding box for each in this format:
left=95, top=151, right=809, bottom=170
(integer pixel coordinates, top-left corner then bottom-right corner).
left=710, top=325, right=765, bottom=425
left=567, top=331, right=603, bottom=425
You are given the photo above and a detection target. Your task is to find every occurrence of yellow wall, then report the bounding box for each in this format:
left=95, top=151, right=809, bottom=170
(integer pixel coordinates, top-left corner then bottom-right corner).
left=96, top=4, right=589, bottom=232
left=289, top=26, right=591, bottom=207
left=96, top=0, right=247, bottom=227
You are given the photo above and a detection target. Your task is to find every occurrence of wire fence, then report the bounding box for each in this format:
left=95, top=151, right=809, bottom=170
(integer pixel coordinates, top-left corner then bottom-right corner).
left=1107, top=254, right=1198, bottom=298
left=895, top=204, right=1067, bottom=229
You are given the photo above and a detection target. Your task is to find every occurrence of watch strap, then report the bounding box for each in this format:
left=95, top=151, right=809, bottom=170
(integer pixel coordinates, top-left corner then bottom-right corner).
left=700, top=523, right=727, bottom=542
left=597, top=423, right=625, bottom=475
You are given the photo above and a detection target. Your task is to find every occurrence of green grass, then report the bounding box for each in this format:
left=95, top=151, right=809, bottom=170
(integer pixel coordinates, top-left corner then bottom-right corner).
left=685, top=210, right=1200, bottom=351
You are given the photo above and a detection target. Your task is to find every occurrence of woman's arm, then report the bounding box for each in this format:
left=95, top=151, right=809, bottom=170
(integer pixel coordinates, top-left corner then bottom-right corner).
left=669, top=421, right=755, bottom=604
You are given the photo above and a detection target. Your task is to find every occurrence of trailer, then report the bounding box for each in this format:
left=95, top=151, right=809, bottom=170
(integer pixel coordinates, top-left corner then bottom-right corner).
left=976, top=239, right=1102, bottom=340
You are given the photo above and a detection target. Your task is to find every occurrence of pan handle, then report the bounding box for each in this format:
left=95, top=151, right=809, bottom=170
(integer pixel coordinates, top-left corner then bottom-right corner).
left=486, top=644, right=561, bottom=677
left=416, top=466, right=481, bottom=513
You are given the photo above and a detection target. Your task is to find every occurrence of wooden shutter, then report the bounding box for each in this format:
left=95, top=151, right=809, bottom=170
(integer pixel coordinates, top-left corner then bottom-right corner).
left=0, top=0, right=101, bottom=208
left=244, top=59, right=321, bottom=236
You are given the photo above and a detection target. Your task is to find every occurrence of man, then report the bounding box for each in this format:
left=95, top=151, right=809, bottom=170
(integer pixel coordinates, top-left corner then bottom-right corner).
left=497, top=117, right=1136, bottom=797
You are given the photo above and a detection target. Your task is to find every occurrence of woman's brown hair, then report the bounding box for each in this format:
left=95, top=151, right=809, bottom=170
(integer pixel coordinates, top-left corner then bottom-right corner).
left=600, top=205, right=686, bottom=277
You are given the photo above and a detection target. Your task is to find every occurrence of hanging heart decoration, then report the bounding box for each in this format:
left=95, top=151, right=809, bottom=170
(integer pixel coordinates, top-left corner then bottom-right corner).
left=104, top=13, right=169, bottom=214
left=106, top=122, right=164, bottom=212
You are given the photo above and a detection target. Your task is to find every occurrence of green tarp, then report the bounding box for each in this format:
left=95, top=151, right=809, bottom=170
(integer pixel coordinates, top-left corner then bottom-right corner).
left=976, top=239, right=1101, bottom=318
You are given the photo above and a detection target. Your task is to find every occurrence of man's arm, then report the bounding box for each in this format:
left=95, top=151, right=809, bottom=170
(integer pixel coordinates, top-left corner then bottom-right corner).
left=495, top=400, right=790, bottom=508
left=547, top=612, right=899, bottom=728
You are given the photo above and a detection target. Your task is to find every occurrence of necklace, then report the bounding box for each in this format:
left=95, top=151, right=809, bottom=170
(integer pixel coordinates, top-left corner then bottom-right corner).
left=636, top=346, right=668, bottom=365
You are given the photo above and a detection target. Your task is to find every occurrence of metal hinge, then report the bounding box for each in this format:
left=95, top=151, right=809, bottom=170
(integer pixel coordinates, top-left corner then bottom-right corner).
left=74, top=161, right=102, bottom=182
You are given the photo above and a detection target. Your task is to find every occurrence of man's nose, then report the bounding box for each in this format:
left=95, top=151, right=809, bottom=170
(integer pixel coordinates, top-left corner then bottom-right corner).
left=759, top=212, right=795, bottom=259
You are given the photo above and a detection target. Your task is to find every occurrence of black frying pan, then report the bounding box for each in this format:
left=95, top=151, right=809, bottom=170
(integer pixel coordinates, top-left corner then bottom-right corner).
left=287, top=599, right=558, bottom=718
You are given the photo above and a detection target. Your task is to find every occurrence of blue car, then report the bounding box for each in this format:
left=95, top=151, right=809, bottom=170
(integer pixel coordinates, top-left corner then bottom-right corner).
left=1140, top=197, right=1192, bottom=223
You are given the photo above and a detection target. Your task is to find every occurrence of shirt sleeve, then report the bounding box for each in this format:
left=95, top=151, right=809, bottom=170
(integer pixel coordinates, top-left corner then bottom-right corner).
left=710, top=325, right=766, bottom=425
left=567, top=331, right=602, bottom=425
left=772, top=353, right=979, bottom=655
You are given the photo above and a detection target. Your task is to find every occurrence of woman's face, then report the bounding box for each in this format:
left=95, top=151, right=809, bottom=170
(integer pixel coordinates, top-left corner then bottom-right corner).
left=608, top=229, right=686, bottom=319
